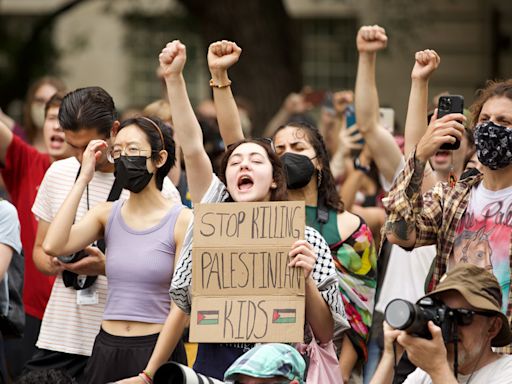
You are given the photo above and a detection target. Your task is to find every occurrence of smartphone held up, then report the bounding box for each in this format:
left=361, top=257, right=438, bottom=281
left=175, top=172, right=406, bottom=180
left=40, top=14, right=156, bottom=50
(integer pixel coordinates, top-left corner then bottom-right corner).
left=437, top=95, right=464, bottom=150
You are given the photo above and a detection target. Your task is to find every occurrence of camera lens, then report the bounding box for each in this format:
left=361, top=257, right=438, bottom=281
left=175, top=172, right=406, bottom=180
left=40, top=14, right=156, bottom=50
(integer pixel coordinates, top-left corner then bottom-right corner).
left=385, top=299, right=416, bottom=330
left=439, top=97, right=451, bottom=111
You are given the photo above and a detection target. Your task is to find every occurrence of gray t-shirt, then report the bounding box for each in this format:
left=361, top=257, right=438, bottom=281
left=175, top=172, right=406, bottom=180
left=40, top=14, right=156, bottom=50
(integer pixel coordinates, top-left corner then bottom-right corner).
left=404, top=354, right=512, bottom=384
left=0, top=199, right=22, bottom=315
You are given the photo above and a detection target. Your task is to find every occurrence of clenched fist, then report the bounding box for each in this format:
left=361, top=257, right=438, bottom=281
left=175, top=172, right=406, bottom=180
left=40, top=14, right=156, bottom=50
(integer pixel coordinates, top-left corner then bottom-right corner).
left=357, top=25, right=388, bottom=53
left=208, top=40, right=242, bottom=76
left=411, top=49, right=440, bottom=81
left=159, top=40, right=187, bottom=79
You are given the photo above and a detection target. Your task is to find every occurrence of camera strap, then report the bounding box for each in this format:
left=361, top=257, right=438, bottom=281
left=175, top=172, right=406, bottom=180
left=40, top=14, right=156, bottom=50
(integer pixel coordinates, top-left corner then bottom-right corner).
left=63, top=166, right=124, bottom=290
left=453, top=322, right=459, bottom=379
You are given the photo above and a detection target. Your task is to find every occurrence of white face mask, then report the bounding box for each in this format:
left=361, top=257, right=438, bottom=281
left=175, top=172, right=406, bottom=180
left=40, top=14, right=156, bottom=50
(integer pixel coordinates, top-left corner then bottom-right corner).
left=31, top=102, right=46, bottom=129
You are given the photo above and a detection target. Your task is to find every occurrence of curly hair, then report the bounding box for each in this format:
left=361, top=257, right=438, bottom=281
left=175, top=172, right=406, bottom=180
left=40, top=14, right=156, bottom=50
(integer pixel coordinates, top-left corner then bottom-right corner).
left=469, top=79, right=512, bottom=128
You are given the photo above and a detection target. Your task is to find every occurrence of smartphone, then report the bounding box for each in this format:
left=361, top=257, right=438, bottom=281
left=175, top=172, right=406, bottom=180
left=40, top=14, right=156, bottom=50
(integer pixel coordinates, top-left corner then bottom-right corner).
left=438, top=95, right=464, bottom=150
left=379, top=108, right=395, bottom=134
left=346, top=105, right=364, bottom=156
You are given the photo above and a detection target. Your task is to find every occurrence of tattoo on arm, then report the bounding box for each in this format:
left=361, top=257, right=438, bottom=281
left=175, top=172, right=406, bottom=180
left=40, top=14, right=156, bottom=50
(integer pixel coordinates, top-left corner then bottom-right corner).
left=385, top=219, right=415, bottom=242
left=405, top=157, right=426, bottom=198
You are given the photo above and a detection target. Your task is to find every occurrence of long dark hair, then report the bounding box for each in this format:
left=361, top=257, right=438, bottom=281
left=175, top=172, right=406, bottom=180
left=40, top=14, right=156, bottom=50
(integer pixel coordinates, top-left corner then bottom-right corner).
left=273, top=122, right=344, bottom=213
left=219, top=139, right=288, bottom=202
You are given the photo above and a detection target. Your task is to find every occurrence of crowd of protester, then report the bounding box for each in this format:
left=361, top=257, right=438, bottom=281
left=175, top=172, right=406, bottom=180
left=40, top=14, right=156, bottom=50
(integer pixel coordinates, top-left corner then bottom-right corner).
left=0, top=23, right=511, bottom=384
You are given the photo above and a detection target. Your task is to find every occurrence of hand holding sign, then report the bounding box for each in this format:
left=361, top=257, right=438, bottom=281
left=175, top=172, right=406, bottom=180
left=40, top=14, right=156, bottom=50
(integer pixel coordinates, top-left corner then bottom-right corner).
left=288, top=239, right=317, bottom=279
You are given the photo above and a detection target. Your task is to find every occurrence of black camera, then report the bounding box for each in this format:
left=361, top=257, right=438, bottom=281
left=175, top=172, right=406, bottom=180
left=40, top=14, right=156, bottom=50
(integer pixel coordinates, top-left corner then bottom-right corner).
left=57, top=249, right=89, bottom=264
left=385, top=297, right=457, bottom=341
left=152, top=362, right=224, bottom=384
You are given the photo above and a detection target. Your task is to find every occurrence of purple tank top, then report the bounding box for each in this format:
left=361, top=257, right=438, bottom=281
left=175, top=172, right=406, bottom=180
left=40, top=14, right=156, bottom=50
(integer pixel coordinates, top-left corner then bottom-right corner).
left=103, top=199, right=184, bottom=324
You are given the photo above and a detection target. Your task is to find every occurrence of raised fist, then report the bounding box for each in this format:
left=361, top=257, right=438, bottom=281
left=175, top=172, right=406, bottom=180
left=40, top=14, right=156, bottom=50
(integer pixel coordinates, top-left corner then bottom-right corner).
left=411, top=49, right=440, bottom=81
left=159, top=40, right=187, bottom=78
left=357, top=25, right=388, bottom=53
left=208, top=40, right=242, bottom=74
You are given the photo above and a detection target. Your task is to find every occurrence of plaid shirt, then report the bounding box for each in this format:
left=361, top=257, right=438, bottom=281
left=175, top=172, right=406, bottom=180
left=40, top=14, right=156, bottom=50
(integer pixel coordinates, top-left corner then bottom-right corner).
left=383, top=148, right=512, bottom=354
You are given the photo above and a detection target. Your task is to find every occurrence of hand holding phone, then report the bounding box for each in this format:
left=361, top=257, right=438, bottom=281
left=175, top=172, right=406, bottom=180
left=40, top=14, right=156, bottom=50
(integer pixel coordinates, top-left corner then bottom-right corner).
left=438, top=95, right=464, bottom=150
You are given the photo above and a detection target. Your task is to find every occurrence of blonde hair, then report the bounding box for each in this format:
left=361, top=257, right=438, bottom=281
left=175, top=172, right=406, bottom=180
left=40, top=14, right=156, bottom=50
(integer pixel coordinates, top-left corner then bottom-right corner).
left=143, top=99, right=172, bottom=125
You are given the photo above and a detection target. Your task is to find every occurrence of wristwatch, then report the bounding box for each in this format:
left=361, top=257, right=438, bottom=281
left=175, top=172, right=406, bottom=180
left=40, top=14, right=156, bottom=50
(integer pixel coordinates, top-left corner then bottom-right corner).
left=353, top=157, right=371, bottom=174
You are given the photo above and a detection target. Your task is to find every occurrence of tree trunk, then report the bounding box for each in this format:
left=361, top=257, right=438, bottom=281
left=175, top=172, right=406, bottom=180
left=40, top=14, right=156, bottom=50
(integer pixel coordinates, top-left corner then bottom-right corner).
left=177, top=0, right=301, bottom=136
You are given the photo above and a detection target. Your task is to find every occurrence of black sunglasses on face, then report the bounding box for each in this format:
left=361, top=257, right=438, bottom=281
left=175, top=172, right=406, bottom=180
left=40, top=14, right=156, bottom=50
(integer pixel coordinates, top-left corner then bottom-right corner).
left=452, top=308, right=496, bottom=326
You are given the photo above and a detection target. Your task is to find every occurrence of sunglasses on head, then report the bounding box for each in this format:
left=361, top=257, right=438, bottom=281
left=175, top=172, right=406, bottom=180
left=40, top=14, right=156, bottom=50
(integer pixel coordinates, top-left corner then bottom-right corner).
left=452, top=307, right=496, bottom=326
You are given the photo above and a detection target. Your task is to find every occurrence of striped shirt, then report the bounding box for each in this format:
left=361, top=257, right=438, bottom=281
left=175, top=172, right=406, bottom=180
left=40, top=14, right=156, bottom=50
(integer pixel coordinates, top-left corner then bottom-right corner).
left=383, top=147, right=512, bottom=354
left=32, top=157, right=180, bottom=356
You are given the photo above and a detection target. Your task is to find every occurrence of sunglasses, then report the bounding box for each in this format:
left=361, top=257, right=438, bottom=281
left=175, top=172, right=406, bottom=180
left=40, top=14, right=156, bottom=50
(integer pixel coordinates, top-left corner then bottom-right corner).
left=451, top=307, right=496, bottom=326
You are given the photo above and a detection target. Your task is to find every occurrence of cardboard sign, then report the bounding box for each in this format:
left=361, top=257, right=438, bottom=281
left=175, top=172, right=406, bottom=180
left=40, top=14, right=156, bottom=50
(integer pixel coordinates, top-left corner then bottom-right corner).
left=190, top=201, right=305, bottom=343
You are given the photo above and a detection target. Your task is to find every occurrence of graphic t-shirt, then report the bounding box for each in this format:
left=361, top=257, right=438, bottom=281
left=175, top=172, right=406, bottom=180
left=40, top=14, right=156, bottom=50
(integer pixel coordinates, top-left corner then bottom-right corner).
left=451, top=183, right=512, bottom=312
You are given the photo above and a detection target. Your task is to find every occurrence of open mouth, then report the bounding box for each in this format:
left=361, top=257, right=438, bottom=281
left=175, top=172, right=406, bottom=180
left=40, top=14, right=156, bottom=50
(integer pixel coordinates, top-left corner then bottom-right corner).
left=49, top=135, right=65, bottom=149
left=434, top=150, right=451, bottom=161
left=237, top=175, right=254, bottom=191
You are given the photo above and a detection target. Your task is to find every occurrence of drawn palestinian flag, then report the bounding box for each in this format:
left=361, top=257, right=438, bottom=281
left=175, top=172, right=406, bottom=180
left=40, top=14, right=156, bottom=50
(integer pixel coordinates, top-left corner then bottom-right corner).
left=272, top=308, right=296, bottom=324
left=197, top=310, right=219, bottom=325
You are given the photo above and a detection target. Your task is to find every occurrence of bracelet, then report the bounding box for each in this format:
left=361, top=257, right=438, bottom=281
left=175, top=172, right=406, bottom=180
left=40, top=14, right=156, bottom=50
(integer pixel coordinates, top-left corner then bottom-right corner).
left=143, top=370, right=153, bottom=380
left=209, top=78, right=232, bottom=88
left=139, top=371, right=153, bottom=384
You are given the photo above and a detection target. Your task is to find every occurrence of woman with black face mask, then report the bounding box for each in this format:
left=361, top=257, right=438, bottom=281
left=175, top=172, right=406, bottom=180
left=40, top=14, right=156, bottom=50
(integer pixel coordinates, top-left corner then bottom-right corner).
left=273, top=122, right=377, bottom=380
left=42, top=116, right=192, bottom=383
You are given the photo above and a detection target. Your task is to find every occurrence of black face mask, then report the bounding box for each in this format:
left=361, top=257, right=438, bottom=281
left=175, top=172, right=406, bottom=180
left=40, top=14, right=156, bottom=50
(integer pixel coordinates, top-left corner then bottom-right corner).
left=114, top=156, right=153, bottom=193
left=475, top=121, right=512, bottom=170
left=281, top=152, right=315, bottom=189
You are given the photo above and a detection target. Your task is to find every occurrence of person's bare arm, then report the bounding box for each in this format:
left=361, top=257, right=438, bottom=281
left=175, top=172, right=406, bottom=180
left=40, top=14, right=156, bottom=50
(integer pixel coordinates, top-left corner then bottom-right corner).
left=385, top=110, right=465, bottom=249
left=208, top=40, right=244, bottom=146
left=33, top=220, right=64, bottom=276
left=403, top=49, right=440, bottom=157
left=403, top=49, right=441, bottom=192
left=355, top=25, right=402, bottom=184
left=160, top=41, right=213, bottom=204
left=0, top=108, right=15, bottom=131
left=0, top=120, right=13, bottom=166
left=339, top=143, right=370, bottom=210
left=0, top=244, right=13, bottom=280
left=370, top=323, right=404, bottom=384
left=289, top=240, right=333, bottom=343
left=42, top=140, right=107, bottom=257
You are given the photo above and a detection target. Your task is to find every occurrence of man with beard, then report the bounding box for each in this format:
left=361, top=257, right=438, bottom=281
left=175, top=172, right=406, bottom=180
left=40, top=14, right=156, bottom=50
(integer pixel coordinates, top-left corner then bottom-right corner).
left=371, top=264, right=512, bottom=383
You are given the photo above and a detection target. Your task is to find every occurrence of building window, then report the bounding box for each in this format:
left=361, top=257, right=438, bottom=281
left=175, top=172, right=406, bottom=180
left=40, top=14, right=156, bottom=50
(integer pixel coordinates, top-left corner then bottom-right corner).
left=299, top=18, right=357, bottom=91
left=122, top=14, right=208, bottom=109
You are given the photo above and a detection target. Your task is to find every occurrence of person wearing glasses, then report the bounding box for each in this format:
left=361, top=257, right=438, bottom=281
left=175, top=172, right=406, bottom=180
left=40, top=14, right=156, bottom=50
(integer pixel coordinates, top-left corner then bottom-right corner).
left=41, top=114, right=191, bottom=383
left=114, top=40, right=347, bottom=383
left=370, top=263, right=512, bottom=384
